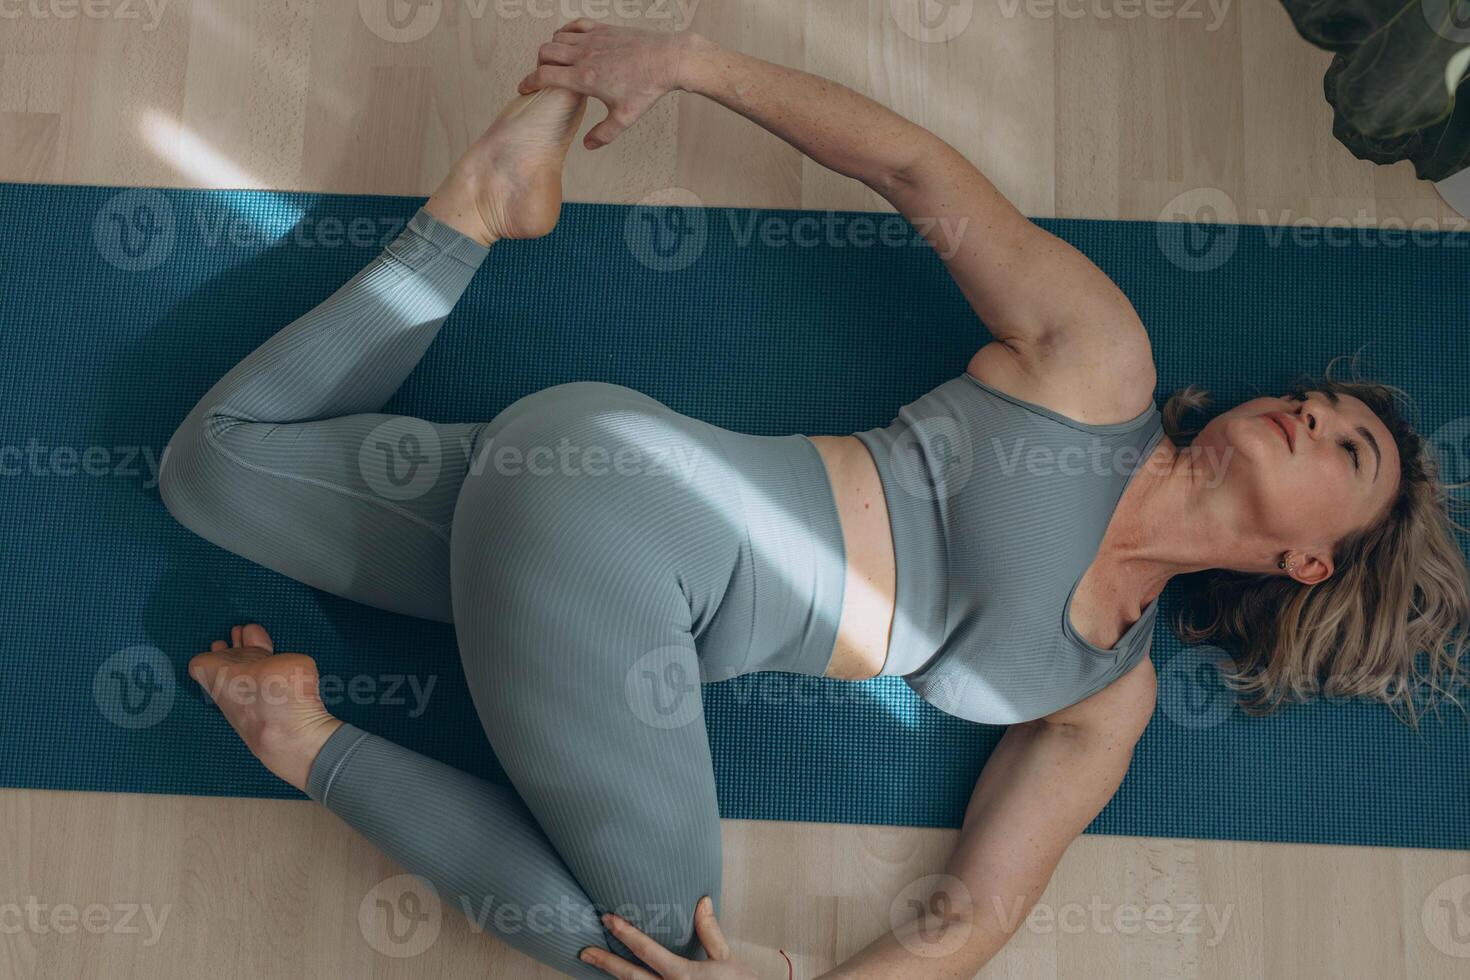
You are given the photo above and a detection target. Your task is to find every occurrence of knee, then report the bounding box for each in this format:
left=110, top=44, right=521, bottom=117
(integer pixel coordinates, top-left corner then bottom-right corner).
left=157, top=408, right=234, bottom=537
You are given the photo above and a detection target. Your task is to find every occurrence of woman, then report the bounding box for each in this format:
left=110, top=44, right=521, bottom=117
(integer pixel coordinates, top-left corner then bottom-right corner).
left=159, top=21, right=1470, bottom=979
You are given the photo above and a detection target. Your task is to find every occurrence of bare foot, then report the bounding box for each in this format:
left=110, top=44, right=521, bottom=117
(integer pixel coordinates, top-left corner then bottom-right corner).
left=425, top=87, right=589, bottom=245
left=189, top=624, right=342, bottom=794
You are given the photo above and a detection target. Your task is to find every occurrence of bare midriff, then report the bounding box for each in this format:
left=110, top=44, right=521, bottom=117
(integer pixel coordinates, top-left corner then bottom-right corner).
left=807, top=435, right=897, bottom=680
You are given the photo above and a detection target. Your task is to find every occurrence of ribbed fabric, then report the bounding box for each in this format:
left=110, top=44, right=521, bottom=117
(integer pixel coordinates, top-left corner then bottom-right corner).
left=159, top=210, right=846, bottom=977
left=856, top=373, right=1167, bottom=724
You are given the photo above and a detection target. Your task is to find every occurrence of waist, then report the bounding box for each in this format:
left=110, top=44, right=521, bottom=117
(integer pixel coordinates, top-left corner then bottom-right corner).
left=807, top=434, right=898, bottom=679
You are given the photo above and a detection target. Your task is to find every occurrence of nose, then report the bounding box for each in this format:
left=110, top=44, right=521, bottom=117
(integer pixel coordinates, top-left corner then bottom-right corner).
left=1292, top=399, right=1326, bottom=441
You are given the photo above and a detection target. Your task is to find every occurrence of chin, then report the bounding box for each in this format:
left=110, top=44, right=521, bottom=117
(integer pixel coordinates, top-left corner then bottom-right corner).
left=1192, top=415, right=1292, bottom=527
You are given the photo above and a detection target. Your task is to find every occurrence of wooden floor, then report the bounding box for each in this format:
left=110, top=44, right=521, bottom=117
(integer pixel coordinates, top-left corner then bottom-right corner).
left=2, top=1, right=1466, bottom=977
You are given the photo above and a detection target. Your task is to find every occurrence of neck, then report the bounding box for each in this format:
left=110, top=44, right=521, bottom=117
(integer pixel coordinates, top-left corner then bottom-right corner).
left=1094, top=438, right=1270, bottom=608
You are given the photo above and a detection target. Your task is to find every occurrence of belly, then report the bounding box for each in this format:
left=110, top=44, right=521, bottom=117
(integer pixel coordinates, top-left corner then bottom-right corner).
left=807, top=435, right=897, bottom=679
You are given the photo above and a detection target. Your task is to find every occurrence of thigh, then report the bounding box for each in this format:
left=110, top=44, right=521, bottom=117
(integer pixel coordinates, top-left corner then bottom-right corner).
left=162, top=407, right=485, bottom=622
left=449, top=384, right=744, bottom=963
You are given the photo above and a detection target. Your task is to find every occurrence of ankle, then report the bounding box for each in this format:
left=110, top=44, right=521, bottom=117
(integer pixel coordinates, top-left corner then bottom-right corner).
left=253, top=714, right=344, bottom=795
left=425, top=168, right=501, bottom=246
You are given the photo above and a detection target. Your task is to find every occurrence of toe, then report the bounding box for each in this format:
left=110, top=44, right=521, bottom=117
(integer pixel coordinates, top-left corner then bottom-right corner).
left=242, top=624, right=274, bottom=653
left=231, top=625, right=242, bottom=647
left=211, top=640, right=227, bottom=651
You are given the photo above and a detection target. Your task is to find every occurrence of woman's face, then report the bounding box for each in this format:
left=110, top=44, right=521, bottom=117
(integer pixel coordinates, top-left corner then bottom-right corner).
left=1189, top=389, right=1401, bottom=571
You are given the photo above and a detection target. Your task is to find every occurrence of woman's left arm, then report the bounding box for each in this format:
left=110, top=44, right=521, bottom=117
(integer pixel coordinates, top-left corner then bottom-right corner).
left=522, top=22, right=1152, bottom=402
left=813, top=657, right=1158, bottom=979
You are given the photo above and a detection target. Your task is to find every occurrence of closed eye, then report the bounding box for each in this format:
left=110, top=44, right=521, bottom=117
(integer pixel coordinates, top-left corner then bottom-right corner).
left=1341, top=436, right=1361, bottom=470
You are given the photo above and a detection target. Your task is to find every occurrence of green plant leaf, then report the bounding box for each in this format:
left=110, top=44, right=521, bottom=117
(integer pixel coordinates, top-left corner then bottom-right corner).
left=1281, top=0, right=1470, bottom=179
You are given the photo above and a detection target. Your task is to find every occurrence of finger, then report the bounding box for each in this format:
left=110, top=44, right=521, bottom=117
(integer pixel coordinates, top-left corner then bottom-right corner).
left=602, top=913, right=686, bottom=977
left=584, top=108, right=632, bottom=149
left=555, top=16, right=601, bottom=33
left=517, top=65, right=584, bottom=95
left=242, top=623, right=274, bottom=652
left=537, top=41, right=580, bottom=66
left=577, top=945, right=660, bottom=980
left=693, top=896, right=732, bottom=960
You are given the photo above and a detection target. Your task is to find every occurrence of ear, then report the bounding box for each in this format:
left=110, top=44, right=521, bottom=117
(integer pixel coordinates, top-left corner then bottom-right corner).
left=1291, top=549, right=1333, bottom=586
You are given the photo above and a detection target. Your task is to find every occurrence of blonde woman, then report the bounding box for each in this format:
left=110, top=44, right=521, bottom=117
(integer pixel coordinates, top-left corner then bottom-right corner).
left=161, top=22, right=1470, bottom=979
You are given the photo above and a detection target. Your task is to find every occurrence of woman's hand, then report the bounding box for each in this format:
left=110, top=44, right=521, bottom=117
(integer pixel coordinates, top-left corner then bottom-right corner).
left=579, top=896, right=783, bottom=979
left=518, top=19, right=710, bottom=149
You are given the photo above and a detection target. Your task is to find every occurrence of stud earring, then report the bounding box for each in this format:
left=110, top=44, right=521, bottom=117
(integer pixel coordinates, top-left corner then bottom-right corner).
left=1277, top=553, right=1296, bottom=571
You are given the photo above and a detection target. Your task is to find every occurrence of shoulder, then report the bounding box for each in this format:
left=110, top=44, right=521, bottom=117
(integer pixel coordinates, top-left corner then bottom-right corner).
left=1041, top=646, right=1157, bottom=739
left=967, top=311, right=1158, bottom=426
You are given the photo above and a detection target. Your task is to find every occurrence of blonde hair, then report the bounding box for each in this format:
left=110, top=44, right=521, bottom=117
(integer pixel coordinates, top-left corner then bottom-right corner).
left=1164, top=355, right=1470, bottom=728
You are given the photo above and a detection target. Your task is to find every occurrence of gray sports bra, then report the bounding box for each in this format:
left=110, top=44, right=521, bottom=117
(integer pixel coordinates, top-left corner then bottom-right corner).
left=854, top=372, right=1166, bottom=725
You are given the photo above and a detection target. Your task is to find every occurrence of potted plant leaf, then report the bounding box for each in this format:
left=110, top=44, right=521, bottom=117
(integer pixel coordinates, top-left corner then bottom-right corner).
left=1279, top=0, right=1470, bottom=216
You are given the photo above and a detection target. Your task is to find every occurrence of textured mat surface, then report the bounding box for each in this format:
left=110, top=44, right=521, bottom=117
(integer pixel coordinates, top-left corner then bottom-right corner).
left=2, top=182, right=1467, bottom=849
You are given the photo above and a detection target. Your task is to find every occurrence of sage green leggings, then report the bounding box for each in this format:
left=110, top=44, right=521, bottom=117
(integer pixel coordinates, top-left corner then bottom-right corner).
left=158, top=209, right=847, bottom=976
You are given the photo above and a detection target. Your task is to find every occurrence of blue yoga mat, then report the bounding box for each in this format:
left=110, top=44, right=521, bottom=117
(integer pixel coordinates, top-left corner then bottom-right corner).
left=2, top=182, right=1467, bottom=849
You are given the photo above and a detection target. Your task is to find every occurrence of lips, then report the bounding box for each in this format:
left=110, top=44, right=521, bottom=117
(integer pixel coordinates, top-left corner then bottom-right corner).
left=1264, top=412, right=1295, bottom=452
